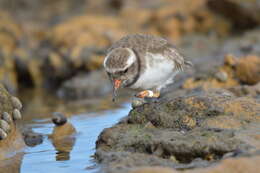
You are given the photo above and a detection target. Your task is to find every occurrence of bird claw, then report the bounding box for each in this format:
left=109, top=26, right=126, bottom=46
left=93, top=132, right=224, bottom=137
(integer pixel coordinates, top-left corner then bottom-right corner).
left=135, top=90, right=150, bottom=98
left=135, top=90, right=160, bottom=99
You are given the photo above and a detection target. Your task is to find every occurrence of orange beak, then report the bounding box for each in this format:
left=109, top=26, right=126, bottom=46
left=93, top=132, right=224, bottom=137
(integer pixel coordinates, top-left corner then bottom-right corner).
left=112, top=79, right=122, bottom=102
left=113, top=79, right=122, bottom=90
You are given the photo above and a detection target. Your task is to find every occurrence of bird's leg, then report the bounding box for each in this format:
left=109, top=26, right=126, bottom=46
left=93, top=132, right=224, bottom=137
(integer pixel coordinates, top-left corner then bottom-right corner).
left=135, top=90, right=160, bottom=98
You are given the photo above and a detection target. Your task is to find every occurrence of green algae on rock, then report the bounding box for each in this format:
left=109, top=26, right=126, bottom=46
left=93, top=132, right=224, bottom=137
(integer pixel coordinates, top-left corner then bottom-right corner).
left=95, top=88, right=260, bottom=173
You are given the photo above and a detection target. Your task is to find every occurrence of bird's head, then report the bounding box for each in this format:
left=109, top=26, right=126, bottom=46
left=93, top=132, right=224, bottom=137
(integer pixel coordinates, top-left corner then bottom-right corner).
left=103, top=48, right=138, bottom=101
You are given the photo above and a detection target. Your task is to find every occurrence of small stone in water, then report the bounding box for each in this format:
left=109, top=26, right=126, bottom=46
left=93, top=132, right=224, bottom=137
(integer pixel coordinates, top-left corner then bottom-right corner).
left=0, top=120, right=11, bottom=133
left=52, top=112, right=67, bottom=126
left=0, top=129, right=7, bottom=140
left=2, top=112, right=12, bottom=124
left=11, top=96, right=23, bottom=110
left=13, top=109, right=22, bottom=120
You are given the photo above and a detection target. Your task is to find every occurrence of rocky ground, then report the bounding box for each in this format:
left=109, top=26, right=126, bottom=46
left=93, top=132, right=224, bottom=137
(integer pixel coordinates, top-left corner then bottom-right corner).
left=95, top=53, right=260, bottom=173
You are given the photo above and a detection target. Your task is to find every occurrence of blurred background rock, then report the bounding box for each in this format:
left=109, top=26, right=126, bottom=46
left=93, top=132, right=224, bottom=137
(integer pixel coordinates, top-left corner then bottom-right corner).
left=0, top=0, right=259, bottom=100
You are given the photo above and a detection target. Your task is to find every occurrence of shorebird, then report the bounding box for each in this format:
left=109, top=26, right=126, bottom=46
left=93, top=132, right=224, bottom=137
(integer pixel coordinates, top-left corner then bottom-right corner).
left=103, top=34, right=192, bottom=101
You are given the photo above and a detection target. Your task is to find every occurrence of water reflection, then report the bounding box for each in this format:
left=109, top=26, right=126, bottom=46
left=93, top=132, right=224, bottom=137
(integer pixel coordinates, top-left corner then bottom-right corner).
left=49, top=122, right=76, bottom=161
left=20, top=102, right=131, bottom=173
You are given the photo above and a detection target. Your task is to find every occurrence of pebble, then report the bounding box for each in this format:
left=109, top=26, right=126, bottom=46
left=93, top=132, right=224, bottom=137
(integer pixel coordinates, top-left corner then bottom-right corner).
left=215, top=71, right=228, bottom=82
left=23, top=130, right=44, bottom=147
left=11, top=96, right=23, bottom=110
left=52, top=112, right=67, bottom=126
left=2, top=112, right=12, bottom=124
left=13, top=109, right=22, bottom=120
left=0, top=120, right=10, bottom=133
left=0, top=129, right=7, bottom=140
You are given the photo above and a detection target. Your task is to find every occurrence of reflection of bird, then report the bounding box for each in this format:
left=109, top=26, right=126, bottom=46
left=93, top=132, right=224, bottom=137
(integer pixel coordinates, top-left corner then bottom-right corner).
left=103, top=34, right=192, bottom=101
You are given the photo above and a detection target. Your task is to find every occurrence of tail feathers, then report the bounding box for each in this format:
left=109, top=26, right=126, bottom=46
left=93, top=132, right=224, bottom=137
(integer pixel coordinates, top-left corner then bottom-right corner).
left=184, top=60, right=193, bottom=68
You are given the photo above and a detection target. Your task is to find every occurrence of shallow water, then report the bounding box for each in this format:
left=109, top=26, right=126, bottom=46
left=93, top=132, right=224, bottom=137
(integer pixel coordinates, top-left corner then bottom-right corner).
left=20, top=102, right=131, bottom=173
left=7, top=89, right=132, bottom=173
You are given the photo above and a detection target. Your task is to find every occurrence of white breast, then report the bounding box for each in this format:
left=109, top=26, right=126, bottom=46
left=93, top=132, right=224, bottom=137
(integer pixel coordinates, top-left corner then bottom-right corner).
left=131, top=52, right=175, bottom=90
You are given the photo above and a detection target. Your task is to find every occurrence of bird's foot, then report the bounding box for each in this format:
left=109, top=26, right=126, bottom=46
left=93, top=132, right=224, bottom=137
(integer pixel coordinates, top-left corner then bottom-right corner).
left=132, top=90, right=160, bottom=108
left=132, top=95, right=160, bottom=108
left=135, top=90, right=160, bottom=99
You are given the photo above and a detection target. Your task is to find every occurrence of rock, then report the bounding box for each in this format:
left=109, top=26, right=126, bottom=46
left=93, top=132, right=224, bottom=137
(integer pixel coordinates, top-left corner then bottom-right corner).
left=228, top=82, right=260, bottom=98
left=183, top=54, right=260, bottom=90
left=221, top=29, right=260, bottom=56
left=0, top=120, right=10, bottom=133
left=235, top=55, right=260, bottom=85
left=52, top=112, right=67, bottom=126
left=207, top=0, right=260, bottom=30
left=129, top=167, right=176, bottom=173
left=11, top=96, right=22, bottom=110
left=12, top=109, right=22, bottom=120
left=95, top=88, right=260, bottom=173
left=2, top=112, right=12, bottom=124
left=215, top=71, right=228, bottom=82
left=57, top=70, right=112, bottom=100
left=0, top=13, right=20, bottom=93
left=128, top=155, right=260, bottom=173
left=0, top=83, right=25, bottom=165
left=0, top=129, right=7, bottom=140
left=0, top=84, right=18, bottom=116
left=131, top=98, right=147, bottom=108
left=182, top=155, right=260, bottom=173
left=22, top=129, right=43, bottom=147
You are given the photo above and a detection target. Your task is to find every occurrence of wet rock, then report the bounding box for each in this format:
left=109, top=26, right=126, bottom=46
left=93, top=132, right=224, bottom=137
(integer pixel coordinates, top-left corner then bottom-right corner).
left=0, top=129, right=7, bottom=140
left=52, top=112, right=67, bottom=126
left=0, top=120, right=10, bottom=133
left=0, top=83, right=25, bottom=163
left=95, top=88, right=260, bottom=173
left=183, top=54, right=260, bottom=90
left=228, top=82, right=260, bottom=98
left=57, top=70, right=112, bottom=100
left=2, top=112, right=12, bottom=124
left=131, top=98, right=147, bottom=108
left=22, top=129, right=43, bottom=147
left=12, top=109, right=22, bottom=120
left=11, top=96, right=22, bottom=110
left=207, top=0, right=260, bottom=30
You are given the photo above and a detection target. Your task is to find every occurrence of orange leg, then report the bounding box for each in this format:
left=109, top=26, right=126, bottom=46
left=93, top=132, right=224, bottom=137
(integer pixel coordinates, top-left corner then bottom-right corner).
left=136, top=90, right=160, bottom=98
